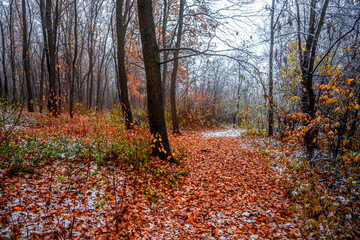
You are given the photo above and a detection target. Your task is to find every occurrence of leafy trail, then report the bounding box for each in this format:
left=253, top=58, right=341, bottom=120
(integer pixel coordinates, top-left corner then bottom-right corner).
left=141, top=131, right=302, bottom=239
left=0, top=114, right=301, bottom=239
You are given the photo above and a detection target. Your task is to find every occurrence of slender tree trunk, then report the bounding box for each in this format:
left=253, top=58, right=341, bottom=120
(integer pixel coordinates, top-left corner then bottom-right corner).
left=138, top=0, right=176, bottom=162
left=170, top=0, right=185, bottom=134
left=88, top=46, right=94, bottom=110
left=161, top=0, right=169, bottom=105
left=39, top=49, right=45, bottom=113
left=100, top=66, right=109, bottom=111
left=95, top=66, right=103, bottom=111
left=234, top=65, right=242, bottom=125
left=70, top=0, right=78, bottom=118
left=9, top=0, right=17, bottom=104
left=44, top=0, right=58, bottom=116
left=0, top=20, right=8, bottom=101
left=87, top=0, right=102, bottom=111
left=57, top=60, right=62, bottom=113
left=96, top=26, right=110, bottom=112
left=0, top=75, right=3, bottom=101
left=22, top=0, right=34, bottom=112
left=116, top=0, right=134, bottom=129
left=268, top=0, right=275, bottom=136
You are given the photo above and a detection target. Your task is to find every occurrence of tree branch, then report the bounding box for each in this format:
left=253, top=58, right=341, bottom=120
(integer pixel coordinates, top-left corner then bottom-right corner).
left=312, top=15, right=360, bottom=75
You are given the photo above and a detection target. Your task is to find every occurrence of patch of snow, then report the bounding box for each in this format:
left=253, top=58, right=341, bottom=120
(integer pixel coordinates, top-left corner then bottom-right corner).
left=0, top=162, right=128, bottom=239
left=338, top=196, right=350, bottom=205
left=292, top=191, right=299, bottom=197
left=242, top=210, right=251, bottom=217
left=201, top=128, right=245, bottom=138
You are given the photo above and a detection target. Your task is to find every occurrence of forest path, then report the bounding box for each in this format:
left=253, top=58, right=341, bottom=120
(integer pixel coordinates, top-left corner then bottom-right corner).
left=142, top=130, right=301, bottom=239
left=0, top=127, right=301, bottom=239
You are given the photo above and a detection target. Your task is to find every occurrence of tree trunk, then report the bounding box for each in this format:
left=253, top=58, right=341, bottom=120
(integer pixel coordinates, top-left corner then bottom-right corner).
left=9, top=0, right=17, bottom=104
left=297, top=0, right=329, bottom=159
left=116, top=0, right=134, bottom=129
left=0, top=20, right=8, bottom=101
left=87, top=45, right=94, bottom=110
left=161, top=0, right=169, bottom=105
left=70, top=0, right=78, bottom=118
left=0, top=75, right=3, bottom=101
left=44, top=0, right=58, bottom=116
left=170, top=0, right=185, bottom=134
left=96, top=26, right=110, bottom=112
left=39, top=0, right=50, bottom=110
left=22, top=0, right=34, bottom=112
left=137, top=0, right=176, bottom=162
left=39, top=49, right=45, bottom=113
left=268, top=0, right=275, bottom=136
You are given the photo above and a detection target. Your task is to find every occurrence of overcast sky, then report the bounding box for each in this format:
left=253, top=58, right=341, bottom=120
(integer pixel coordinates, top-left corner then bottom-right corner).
left=210, top=0, right=271, bottom=53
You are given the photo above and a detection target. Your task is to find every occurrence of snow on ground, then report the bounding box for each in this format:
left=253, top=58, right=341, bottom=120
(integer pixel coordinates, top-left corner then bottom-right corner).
left=201, top=128, right=246, bottom=138
left=1, top=129, right=301, bottom=239
left=1, top=162, right=127, bottom=239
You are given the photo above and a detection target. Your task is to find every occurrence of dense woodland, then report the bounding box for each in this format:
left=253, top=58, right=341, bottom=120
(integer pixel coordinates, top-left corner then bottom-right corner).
left=0, top=0, right=359, bottom=239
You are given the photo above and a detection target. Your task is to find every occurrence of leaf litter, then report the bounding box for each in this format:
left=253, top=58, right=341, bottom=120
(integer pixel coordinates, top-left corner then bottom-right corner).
left=1, top=119, right=302, bottom=239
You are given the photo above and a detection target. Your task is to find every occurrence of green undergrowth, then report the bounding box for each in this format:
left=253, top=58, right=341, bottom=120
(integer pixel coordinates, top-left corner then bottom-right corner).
left=0, top=113, right=189, bottom=185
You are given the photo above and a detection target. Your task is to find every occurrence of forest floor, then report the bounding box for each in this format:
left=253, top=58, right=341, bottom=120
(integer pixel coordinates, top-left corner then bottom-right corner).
left=0, top=113, right=302, bottom=239
left=138, top=131, right=302, bottom=239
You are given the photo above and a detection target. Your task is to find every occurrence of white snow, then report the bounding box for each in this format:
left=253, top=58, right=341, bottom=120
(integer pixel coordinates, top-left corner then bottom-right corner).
left=201, top=128, right=246, bottom=138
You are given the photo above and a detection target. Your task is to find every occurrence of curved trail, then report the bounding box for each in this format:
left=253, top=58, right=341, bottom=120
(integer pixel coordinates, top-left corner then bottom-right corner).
left=142, top=131, right=300, bottom=239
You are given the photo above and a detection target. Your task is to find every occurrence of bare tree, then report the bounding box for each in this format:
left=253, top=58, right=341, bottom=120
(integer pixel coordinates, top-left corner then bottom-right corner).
left=40, top=0, right=59, bottom=115
left=70, top=0, right=78, bottom=118
left=161, top=0, right=170, bottom=105
left=267, top=0, right=275, bottom=136
left=116, top=0, right=134, bottom=129
left=170, top=0, right=185, bottom=134
left=296, top=0, right=329, bottom=158
left=0, top=19, right=8, bottom=101
left=21, top=0, right=34, bottom=112
left=9, top=0, right=18, bottom=104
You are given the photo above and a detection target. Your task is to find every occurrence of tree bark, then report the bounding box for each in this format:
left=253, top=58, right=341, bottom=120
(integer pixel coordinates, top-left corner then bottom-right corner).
left=44, top=0, right=58, bottom=116
left=297, top=0, right=329, bottom=158
left=116, top=0, right=134, bottom=129
left=161, top=0, right=169, bottom=105
left=0, top=75, right=3, bottom=101
left=0, top=20, right=8, bottom=101
left=87, top=39, right=94, bottom=110
left=9, top=0, right=17, bottom=104
left=137, top=0, right=176, bottom=162
left=170, top=0, right=185, bottom=134
left=39, top=49, right=45, bottom=113
left=268, top=0, right=275, bottom=136
left=70, top=0, right=78, bottom=118
left=22, top=0, right=34, bottom=112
